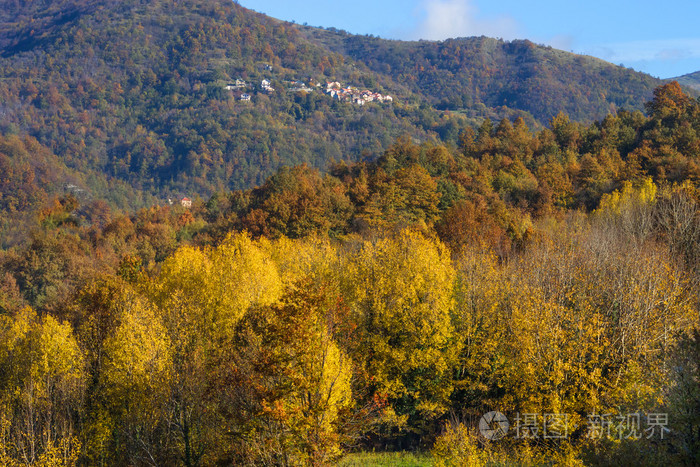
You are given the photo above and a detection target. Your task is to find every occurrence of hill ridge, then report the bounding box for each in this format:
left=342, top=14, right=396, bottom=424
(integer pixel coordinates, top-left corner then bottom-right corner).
left=673, top=70, right=700, bottom=91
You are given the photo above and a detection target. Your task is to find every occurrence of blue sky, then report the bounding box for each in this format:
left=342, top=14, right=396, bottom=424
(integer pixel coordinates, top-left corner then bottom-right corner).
left=238, top=0, right=700, bottom=79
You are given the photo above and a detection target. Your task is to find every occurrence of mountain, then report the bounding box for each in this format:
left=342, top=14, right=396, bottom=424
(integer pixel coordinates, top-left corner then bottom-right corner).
left=0, top=0, right=452, bottom=202
left=673, top=70, right=700, bottom=91
left=0, top=0, right=672, bottom=212
left=298, top=27, right=663, bottom=123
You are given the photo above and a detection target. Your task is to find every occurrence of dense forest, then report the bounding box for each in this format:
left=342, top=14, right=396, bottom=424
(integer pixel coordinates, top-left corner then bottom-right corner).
left=298, top=28, right=663, bottom=122
left=2, top=0, right=700, bottom=464
left=0, top=0, right=682, bottom=214
left=0, top=82, right=699, bottom=465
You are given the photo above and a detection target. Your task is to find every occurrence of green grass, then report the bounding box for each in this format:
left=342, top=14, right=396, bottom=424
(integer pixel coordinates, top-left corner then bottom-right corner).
left=337, top=451, right=432, bottom=467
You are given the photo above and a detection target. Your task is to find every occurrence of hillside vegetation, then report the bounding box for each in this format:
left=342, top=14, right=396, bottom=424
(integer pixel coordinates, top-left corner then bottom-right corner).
left=2, top=1, right=700, bottom=464
left=0, top=0, right=459, bottom=204
left=0, top=0, right=677, bottom=214
left=299, top=27, right=663, bottom=122
left=0, top=82, right=699, bottom=465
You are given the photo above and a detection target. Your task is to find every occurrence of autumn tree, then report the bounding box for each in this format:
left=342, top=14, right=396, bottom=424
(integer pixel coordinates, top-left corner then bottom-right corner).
left=341, top=230, right=458, bottom=438
left=0, top=308, right=85, bottom=466
left=143, top=232, right=284, bottom=464
left=96, top=289, right=174, bottom=465
left=211, top=286, right=353, bottom=466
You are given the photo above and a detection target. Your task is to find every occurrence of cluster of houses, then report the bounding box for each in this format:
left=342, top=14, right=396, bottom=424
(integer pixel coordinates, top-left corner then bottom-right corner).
left=287, top=80, right=315, bottom=93
left=167, top=197, right=192, bottom=208
left=222, top=76, right=394, bottom=106
left=223, top=78, right=274, bottom=100
left=224, top=79, right=252, bottom=101
left=324, top=81, right=393, bottom=106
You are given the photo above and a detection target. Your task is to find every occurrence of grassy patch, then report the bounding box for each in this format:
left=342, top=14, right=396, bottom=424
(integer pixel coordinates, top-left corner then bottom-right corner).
left=338, top=451, right=432, bottom=467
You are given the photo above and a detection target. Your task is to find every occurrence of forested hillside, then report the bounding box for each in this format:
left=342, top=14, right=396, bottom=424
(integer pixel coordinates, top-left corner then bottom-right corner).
left=0, top=82, right=699, bottom=465
left=1, top=1, right=700, bottom=462
left=298, top=27, right=664, bottom=122
left=0, top=0, right=679, bottom=215
left=0, top=0, right=456, bottom=204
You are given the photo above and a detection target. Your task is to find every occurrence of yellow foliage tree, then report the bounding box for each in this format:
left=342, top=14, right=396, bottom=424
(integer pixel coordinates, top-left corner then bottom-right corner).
left=342, top=230, right=458, bottom=429
left=0, top=308, right=84, bottom=466
left=151, top=232, right=283, bottom=338
left=99, top=289, right=173, bottom=465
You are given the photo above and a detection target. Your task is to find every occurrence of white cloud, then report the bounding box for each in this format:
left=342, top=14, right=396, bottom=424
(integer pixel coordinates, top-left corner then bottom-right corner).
left=412, top=0, right=520, bottom=41
left=546, top=34, right=575, bottom=52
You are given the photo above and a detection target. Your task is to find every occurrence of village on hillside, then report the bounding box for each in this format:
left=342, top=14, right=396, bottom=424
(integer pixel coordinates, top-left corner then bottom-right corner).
left=223, top=72, right=393, bottom=106
left=324, top=81, right=393, bottom=105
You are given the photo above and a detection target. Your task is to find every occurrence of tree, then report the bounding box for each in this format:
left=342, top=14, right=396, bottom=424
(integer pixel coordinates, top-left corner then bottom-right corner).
left=0, top=308, right=85, bottom=466
left=97, top=289, right=173, bottom=465
left=646, top=81, right=695, bottom=121
left=143, top=232, right=284, bottom=464
left=359, top=165, right=440, bottom=229
left=342, top=230, right=458, bottom=437
left=212, top=287, right=353, bottom=466
left=151, top=232, right=283, bottom=338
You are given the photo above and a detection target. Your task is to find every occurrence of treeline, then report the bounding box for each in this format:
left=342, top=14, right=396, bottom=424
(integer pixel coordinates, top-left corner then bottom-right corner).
left=0, top=83, right=699, bottom=465
left=204, top=82, right=700, bottom=248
